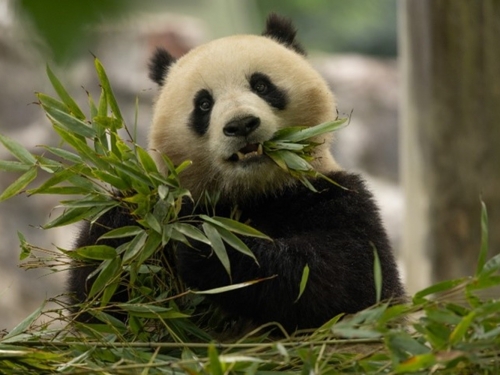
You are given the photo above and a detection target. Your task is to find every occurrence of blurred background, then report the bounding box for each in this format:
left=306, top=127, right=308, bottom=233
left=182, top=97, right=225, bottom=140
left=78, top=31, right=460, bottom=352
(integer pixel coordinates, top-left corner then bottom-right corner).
left=1, top=0, right=498, bottom=330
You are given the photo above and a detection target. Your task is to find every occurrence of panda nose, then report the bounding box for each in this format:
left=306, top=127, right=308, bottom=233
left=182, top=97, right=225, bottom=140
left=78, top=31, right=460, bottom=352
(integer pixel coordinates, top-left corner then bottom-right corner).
left=223, top=116, right=260, bottom=137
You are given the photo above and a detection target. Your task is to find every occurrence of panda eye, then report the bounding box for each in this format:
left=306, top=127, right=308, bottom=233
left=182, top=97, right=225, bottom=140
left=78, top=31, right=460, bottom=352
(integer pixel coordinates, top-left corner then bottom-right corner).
left=198, top=98, right=212, bottom=112
left=253, top=80, right=268, bottom=94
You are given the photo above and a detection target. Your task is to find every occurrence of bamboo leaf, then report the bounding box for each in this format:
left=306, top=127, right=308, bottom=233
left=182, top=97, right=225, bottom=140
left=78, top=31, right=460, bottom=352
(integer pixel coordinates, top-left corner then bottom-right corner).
left=372, top=243, right=383, bottom=303
left=136, top=231, right=162, bottom=264
left=122, top=231, right=148, bottom=263
left=1, top=302, right=45, bottom=341
left=294, top=264, right=310, bottom=303
left=0, top=167, right=37, bottom=202
left=43, top=206, right=103, bottom=229
left=202, top=222, right=230, bottom=277
left=88, top=257, right=122, bottom=299
left=193, top=275, right=277, bottom=295
left=46, top=65, right=86, bottom=120
left=99, top=226, right=144, bottom=240
left=172, top=223, right=211, bottom=245
left=270, top=119, right=348, bottom=143
left=136, top=146, right=158, bottom=174
left=27, top=168, right=75, bottom=195
left=201, top=215, right=271, bottom=240
left=43, top=105, right=96, bottom=139
left=0, top=160, right=32, bottom=172
left=279, top=150, right=313, bottom=171
left=77, top=245, right=117, bottom=260
left=449, top=311, right=476, bottom=344
left=0, top=133, right=36, bottom=165
left=94, top=58, right=124, bottom=124
left=42, top=145, right=83, bottom=164
left=208, top=344, right=224, bottom=375
left=36, top=93, right=71, bottom=114
left=413, top=278, right=468, bottom=304
left=475, top=200, right=489, bottom=276
left=215, top=226, right=258, bottom=264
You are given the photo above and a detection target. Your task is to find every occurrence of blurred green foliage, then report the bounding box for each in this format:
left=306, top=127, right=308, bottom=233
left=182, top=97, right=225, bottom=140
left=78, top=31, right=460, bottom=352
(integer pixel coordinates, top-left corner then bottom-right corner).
left=14, top=0, right=397, bottom=64
left=255, top=0, right=397, bottom=56
left=15, top=0, right=133, bottom=63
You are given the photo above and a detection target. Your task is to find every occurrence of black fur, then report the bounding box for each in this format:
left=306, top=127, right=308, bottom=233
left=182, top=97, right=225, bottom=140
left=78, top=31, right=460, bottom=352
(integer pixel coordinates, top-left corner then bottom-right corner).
left=262, top=13, right=306, bottom=55
left=68, top=171, right=405, bottom=332
left=189, top=89, right=214, bottom=135
left=249, top=72, right=288, bottom=110
left=148, top=47, right=176, bottom=86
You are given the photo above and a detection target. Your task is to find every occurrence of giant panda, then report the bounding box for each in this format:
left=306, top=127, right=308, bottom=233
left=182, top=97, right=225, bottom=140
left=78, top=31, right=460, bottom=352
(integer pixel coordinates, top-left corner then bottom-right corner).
left=68, top=14, right=405, bottom=333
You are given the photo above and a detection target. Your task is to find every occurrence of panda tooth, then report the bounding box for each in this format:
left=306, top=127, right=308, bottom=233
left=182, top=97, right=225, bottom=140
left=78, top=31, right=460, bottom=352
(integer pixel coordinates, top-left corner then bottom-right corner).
left=257, top=144, right=263, bottom=155
left=237, top=151, right=246, bottom=160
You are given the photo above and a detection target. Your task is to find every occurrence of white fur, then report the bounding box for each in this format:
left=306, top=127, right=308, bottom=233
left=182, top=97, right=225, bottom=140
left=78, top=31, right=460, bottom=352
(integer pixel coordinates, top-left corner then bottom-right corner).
left=149, top=34, right=341, bottom=202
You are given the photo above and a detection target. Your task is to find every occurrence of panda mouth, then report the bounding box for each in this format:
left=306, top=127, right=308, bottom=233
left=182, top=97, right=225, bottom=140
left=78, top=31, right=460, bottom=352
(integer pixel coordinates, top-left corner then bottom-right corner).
left=228, top=143, right=263, bottom=162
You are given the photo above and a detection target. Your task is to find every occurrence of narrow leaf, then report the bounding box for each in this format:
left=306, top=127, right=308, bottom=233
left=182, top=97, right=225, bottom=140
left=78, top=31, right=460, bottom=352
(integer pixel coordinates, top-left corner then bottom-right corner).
left=0, top=167, right=37, bottom=202
left=95, top=58, right=124, bottom=123
left=203, top=222, right=231, bottom=277
left=294, top=264, right=310, bottom=303
left=46, top=65, right=86, bottom=119
left=99, top=226, right=144, bottom=240
left=43, top=105, right=96, bottom=139
left=475, top=200, right=489, bottom=276
left=88, top=257, right=121, bottom=298
left=0, top=133, right=36, bottom=165
left=0, top=160, right=31, bottom=172
left=372, top=243, right=383, bottom=303
left=215, top=226, right=258, bottom=263
left=193, top=275, right=277, bottom=295
left=172, top=223, right=211, bottom=245
left=122, top=231, right=148, bottom=263
left=76, top=245, right=117, bottom=260
left=2, top=302, right=45, bottom=341
left=201, top=215, right=271, bottom=239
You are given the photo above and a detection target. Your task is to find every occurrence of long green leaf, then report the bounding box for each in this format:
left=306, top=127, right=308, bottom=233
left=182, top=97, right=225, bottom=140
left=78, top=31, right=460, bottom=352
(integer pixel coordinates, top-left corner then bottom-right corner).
left=201, top=215, right=271, bottom=240
left=122, top=231, right=148, bottom=263
left=372, top=244, right=383, bottom=303
left=99, top=226, right=145, bottom=240
left=0, top=133, right=36, bottom=165
left=77, top=245, right=117, bottom=260
left=214, top=225, right=258, bottom=264
left=94, top=58, right=124, bottom=124
left=46, top=65, right=86, bottom=120
left=1, top=302, right=45, bottom=341
left=270, top=119, right=348, bottom=143
left=43, top=206, right=103, bottom=229
left=42, top=146, right=82, bottom=164
left=202, top=222, right=230, bottom=277
left=294, top=264, right=310, bottom=303
left=475, top=200, right=489, bottom=276
left=88, top=257, right=122, bottom=299
left=0, top=160, right=31, bottom=172
left=172, top=223, right=211, bottom=245
left=43, top=105, right=96, bottom=139
left=0, top=167, right=37, bottom=202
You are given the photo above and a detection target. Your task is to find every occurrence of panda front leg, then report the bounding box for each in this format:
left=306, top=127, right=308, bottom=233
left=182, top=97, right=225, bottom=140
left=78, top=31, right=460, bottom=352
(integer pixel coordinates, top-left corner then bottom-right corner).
left=176, top=172, right=405, bottom=333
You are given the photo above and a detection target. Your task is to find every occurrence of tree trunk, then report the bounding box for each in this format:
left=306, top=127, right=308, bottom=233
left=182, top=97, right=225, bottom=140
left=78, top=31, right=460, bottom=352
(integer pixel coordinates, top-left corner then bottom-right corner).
left=400, top=0, right=500, bottom=292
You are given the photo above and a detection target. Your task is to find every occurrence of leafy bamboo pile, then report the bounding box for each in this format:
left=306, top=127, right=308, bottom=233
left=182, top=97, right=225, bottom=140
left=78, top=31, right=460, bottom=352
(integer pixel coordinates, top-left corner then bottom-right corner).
left=1, top=60, right=500, bottom=374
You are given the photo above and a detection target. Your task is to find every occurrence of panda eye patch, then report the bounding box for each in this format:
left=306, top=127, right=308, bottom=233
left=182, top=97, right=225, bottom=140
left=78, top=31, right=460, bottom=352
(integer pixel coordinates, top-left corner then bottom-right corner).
left=189, top=89, right=213, bottom=135
left=249, top=72, right=288, bottom=110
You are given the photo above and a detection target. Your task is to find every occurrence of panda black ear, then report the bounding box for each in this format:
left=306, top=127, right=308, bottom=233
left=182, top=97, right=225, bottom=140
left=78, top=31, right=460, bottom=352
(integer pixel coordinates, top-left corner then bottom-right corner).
left=148, top=47, right=176, bottom=86
left=262, top=13, right=306, bottom=56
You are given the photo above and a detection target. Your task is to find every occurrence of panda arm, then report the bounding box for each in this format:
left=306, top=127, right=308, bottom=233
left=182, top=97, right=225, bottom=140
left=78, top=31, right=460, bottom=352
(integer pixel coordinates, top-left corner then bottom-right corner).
left=67, top=206, right=137, bottom=311
left=176, top=171, right=405, bottom=331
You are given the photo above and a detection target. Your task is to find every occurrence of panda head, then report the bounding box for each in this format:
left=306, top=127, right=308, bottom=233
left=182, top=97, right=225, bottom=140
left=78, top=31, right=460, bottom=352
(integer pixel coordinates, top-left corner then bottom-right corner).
left=148, top=14, right=340, bottom=202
